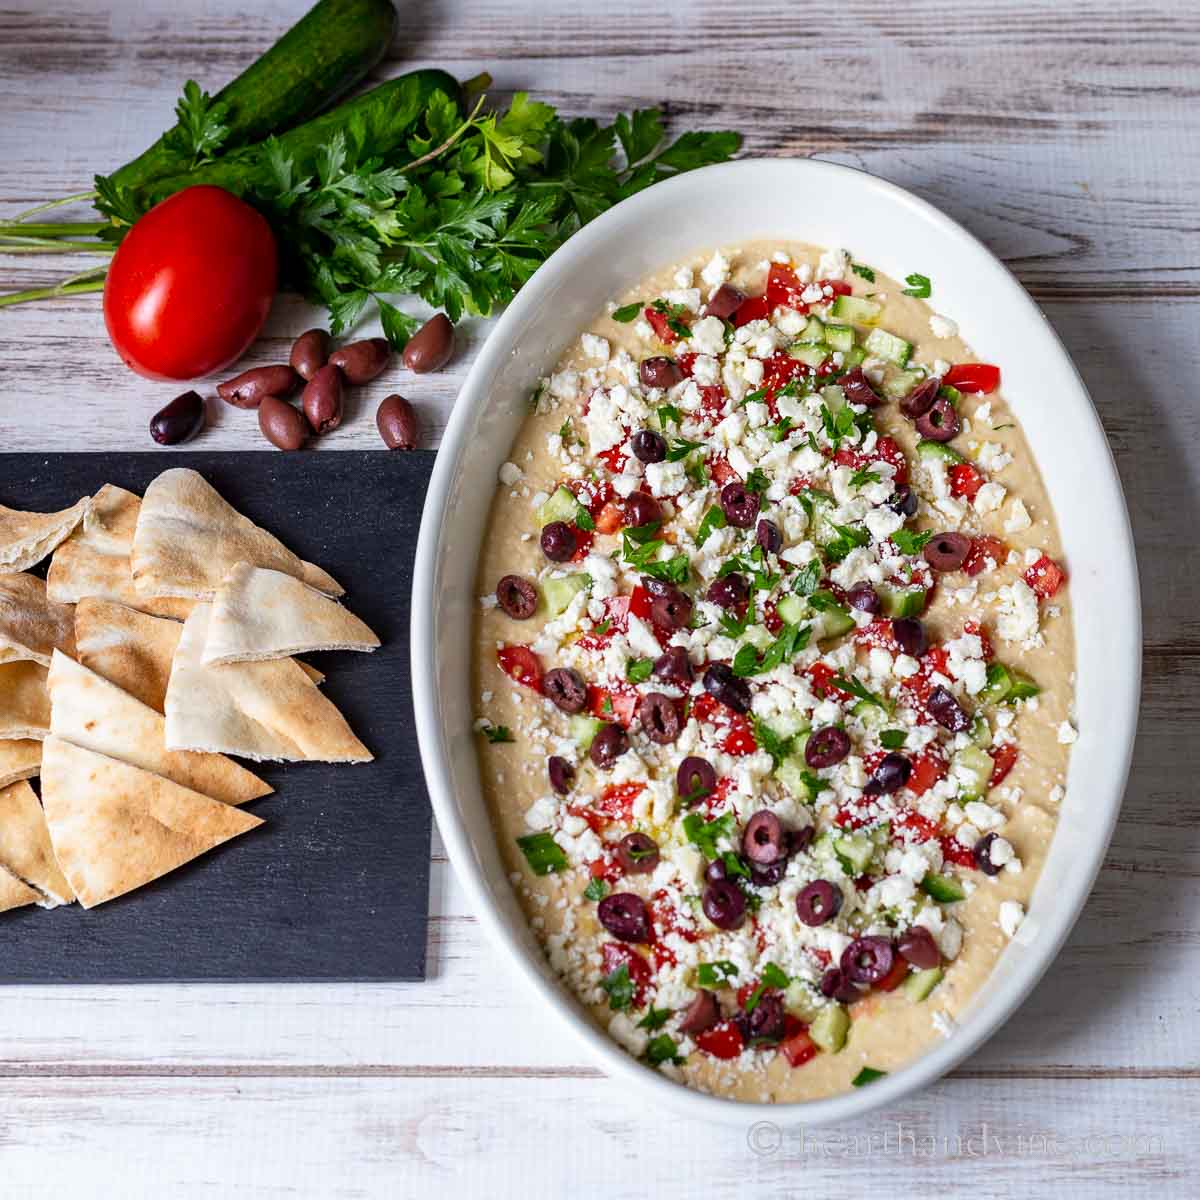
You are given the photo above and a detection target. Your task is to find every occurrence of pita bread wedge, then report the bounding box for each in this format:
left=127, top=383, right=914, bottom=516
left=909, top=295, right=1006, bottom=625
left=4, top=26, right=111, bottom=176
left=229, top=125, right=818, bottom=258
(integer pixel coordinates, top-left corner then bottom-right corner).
left=0, top=495, right=91, bottom=574
left=131, top=468, right=342, bottom=601
left=0, top=572, right=76, bottom=667
left=204, top=563, right=380, bottom=665
left=0, top=779, right=74, bottom=906
left=166, top=605, right=372, bottom=763
left=0, top=660, right=50, bottom=740
left=47, top=484, right=193, bottom=620
left=0, top=865, right=39, bottom=914
left=75, top=597, right=183, bottom=713
left=40, top=736, right=263, bottom=909
left=0, top=738, right=40, bottom=789
left=48, top=650, right=271, bottom=806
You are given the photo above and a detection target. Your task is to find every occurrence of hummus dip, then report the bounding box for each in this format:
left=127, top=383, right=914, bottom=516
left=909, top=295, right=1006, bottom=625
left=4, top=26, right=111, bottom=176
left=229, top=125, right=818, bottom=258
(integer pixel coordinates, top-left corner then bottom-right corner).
left=472, top=242, right=1074, bottom=1102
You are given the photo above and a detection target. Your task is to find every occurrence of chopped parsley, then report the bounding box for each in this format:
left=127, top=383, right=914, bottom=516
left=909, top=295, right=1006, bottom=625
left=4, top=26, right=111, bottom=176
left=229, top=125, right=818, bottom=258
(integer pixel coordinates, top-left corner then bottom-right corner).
left=650, top=298, right=692, bottom=339
left=697, top=960, right=740, bottom=987
left=625, top=658, right=655, bottom=684
left=766, top=416, right=794, bottom=443
left=717, top=603, right=753, bottom=639
left=583, top=876, right=609, bottom=901
left=792, top=560, right=822, bottom=596
left=834, top=674, right=890, bottom=711
left=621, top=522, right=665, bottom=567
left=891, top=528, right=934, bottom=556
left=515, top=831, right=567, bottom=876
left=851, top=262, right=876, bottom=282
left=593, top=617, right=612, bottom=636
left=744, top=467, right=770, bottom=495
left=558, top=418, right=574, bottom=444
left=574, top=504, right=595, bottom=532
left=696, top=504, right=726, bottom=548
left=739, top=385, right=768, bottom=408
left=744, top=962, right=790, bottom=1012
left=482, top=725, right=514, bottom=744
left=880, top=729, right=908, bottom=750
left=902, top=273, right=932, bottom=298
left=852, top=1067, right=888, bottom=1087
left=823, top=522, right=870, bottom=563
left=657, top=403, right=682, bottom=429
left=600, top=962, right=634, bottom=1011
left=528, top=381, right=545, bottom=413
left=682, top=811, right=736, bottom=860
left=641, top=553, right=690, bottom=585
left=611, top=300, right=642, bottom=322
left=732, top=622, right=811, bottom=677
left=645, top=1033, right=685, bottom=1066
left=751, top=716, right=795, bottom=766
left=849, top=466, right=881, bottom=489
left=637, top=1007, right=671, bottom=1031
left=666, top=436, right=704, bottom=462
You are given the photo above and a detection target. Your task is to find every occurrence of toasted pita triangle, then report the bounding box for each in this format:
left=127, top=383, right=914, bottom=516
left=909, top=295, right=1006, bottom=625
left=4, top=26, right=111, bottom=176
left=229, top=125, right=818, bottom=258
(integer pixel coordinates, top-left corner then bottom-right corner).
left=204, top=563, right=380, bottom=665
left=0, top=571, right=77, bottom=667
left=0, top=779, right=74, bottom=906
left=167, top=605, right=371, bottom=763
left=40, top=736, right=263, bottom=908
left=131, top=469, right=341, bottom=601
left=0, top=865, right=39, bottom=914
left=0, top=496, right=91, bottom=574
left=0, top=738, right=40, bottom=789
left=0, top=660, right=49, bottom=740
left=74, top=598, right=183, bottom=714
left=48, top=650, right=271, bottom=806
left=47, top=484, right=193, bottom=620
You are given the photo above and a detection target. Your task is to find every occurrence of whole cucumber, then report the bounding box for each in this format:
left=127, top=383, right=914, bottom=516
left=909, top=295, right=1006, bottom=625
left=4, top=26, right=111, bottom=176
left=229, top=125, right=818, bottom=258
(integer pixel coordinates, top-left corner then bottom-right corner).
left=109, top=0, right=398, bottom=196
left=136, top=68, right=462, bottom=209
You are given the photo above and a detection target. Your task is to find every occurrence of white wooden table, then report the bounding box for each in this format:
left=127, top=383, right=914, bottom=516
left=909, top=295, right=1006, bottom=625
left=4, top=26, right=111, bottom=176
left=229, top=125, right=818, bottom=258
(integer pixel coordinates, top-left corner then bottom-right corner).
left=2, top=1, right=1197, bottom=1193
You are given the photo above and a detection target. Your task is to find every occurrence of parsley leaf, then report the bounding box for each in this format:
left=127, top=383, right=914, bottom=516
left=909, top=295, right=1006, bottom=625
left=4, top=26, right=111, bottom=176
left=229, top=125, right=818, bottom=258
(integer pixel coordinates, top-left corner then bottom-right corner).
left=626, top=658, right=655, bottom=684
left=600, top=963, right=634, bottom=1011
left=612, top=301, right=643, bottom=322
left=851, top=263, right=876, bottom=282
left=903, top=273, right=932, bottom=298
left=641, top=553, right=690, bottom=585
left=792, top=561, right=822, bottom=596
left=891, top=528, right=934, bottom=556
left=638, top=1007, right=671, bottom=1031
left=849, top=466, right=881, bottom=489
left=515, top=831, right=567, bottom=876
left=574, top=504, right=595, bottom=532
left=651, top=298, right=693, bottom=339
left=880, top=729, right=908, bottom=750
left=732, top=623, right=811, bottom=677
left=744, top=962, right=792, bottom=1012
left=834, top=674, right=890, bottom=711
left=583, top=877, right=609, bottom=901
left=744, top=468, right=770, bottom=495
left=482, top=725, right=514, bottom=744
left=645, top=1033, right=685, bottom=1066
left=751, top=717, right=794, bottom=766
left=823, top=523, right=870, bottom=563
left=697, top=960, right=740, bottom=987
left=696, top=505, right=727, bottom=548
left=657, top=404, right=682, bottom=430
left=766, top=416, right=794, bottom=443
left=852, top=1067, right=888, bottom=1087
left=666, top=436, right=704, bottom=462
left=682, top=811, right=736, bottom=860
left=165, top=80, right=231, bottom=168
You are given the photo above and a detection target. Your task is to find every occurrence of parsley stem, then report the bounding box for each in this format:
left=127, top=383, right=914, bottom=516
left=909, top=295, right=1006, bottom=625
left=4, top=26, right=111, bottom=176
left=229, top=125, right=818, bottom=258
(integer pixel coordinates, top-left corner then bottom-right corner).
left=400, top=94, right=488, bottom=175
left=0, top=222, right=108, bottom=240
left=0, top=240, right=112, bottom=255
left=0, top=275, right=106, bottom=308
left=9, top=190, right=97, bottom=221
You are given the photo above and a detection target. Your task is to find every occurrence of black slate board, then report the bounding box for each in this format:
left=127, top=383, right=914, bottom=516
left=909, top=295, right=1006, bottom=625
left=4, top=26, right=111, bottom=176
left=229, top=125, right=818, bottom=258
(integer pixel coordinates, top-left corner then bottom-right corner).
left=0, top=451, right=434, bottom=983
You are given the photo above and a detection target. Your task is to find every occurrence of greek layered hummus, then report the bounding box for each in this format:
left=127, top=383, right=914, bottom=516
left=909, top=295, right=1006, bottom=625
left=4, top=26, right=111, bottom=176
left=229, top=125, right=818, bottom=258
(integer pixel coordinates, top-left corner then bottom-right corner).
left=473, top=242, right=1074, bottom=1102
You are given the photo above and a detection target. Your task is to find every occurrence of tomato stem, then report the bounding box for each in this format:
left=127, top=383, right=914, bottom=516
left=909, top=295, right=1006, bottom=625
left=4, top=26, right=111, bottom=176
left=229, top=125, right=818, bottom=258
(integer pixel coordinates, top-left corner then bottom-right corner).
left=0, top=274, right=106, bottom=308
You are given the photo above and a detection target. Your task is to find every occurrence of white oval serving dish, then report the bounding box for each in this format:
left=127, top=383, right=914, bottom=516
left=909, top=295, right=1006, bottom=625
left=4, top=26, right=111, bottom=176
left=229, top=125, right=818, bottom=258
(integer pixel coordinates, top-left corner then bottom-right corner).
left=412, top=158, right=1140, bottom=1124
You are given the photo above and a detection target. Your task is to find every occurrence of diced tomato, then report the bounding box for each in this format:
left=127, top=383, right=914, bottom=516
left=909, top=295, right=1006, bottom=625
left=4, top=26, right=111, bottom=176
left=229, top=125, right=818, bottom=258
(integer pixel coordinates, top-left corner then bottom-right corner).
left=723, top=722, right=758, bottom=757
left=989, top=742, right=1019, bottom=787
left=690, top=694, right=757, bottom=758
left=644, top=305, right=683, bottom=344
left=732, top=294, right=771, bottom=327
left=595, top=501, right=624, bottom=534
left=675, top=352, right=697, bottom=377
left=588, top=687, right=640, bottom=727
left=875, top=953, right=911, bottom=993
left=709, top=453, right=739, bottom=485
left=595, top=782, right=644, bottom=822
left=963, top=620, right=994, bottom=660
left=1024, top=555, right=1067, bottom=599
left=696, top=1020, right=745, bottom=1060
left=601, top=943, right=652, bottom=1008
left=587, top=853, right=623, bottom=881
left=570, top=806, right=609, bottom=836
left=834, top=803, right=872, bottom=831
left=765, top=263, right=808, bottom=311
left=650, top=888, right=699, bottom=945
left=940, top=835, right=977, bottom=869
left=964, top=535, right=1008, bottom=577
left=762, top=600, right=783, bottom=635
left=895, top=809, right=940, bottom=843
left=569, top=528, right=594, bottom=563
left=807, top=662, right=855, bottom=700
left=575, top=595, right=630, bottom=651
left=835, top=435, right=909, bottom=488
left=497, top=644, right=542, bottom=691
left=855, top=618, right=895, bottom=652
left=569, top=476, right=615, bottom=516
left=762, top=350, right=810, bottom=403
left=906, top=750, right=947, bottom=797
left=779, top=1018, right=819, bottom=1068
left=903, top=646, right=950, bottom=709
left=949, top=462, right=984, bottom=501
left=596, top=444, right=627, bottom=474
left=823, top=278, right=854, bottom=297
left=697, top=385, right=727, bottom=426
left=943, top=363, right=1001, bottom=394
left=629, top=584, right=653, bottom=622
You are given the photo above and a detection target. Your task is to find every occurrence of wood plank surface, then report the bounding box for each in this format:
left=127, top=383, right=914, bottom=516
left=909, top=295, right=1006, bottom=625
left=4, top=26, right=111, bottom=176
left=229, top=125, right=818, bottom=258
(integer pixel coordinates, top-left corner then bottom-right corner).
left=0, top=0, right=1197, bottom=1194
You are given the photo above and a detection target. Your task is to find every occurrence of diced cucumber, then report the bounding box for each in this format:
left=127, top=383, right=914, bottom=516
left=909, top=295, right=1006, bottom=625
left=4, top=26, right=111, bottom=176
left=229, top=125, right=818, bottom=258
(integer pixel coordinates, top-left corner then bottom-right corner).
left=823, top=324, right=855, bottom=353
left=864, top=327, right=913, bottom=367
left=538, top=485, right=580, bottom=527
left=542, top=573, right=588, bottom=617
left=776, top=594, right=807, bottom=626
left=852, top=698, right=887, bottom=729
left=979, top=662, right=1014, bottom=704
left=784, top=981, right=821, bottom=1023
left=811, top=602, right=855, bottom=642
left=788, top=343, right=828, bottom=369
left=902, top=966, right=943, bottom=1002
left=939, top=384, right=964, bottom=408
left=1007, top=672, right=1041, bottom=702
left=775, top=753, right=815, bottom=799
left=809, top=1003, right=850, bottom=1053
left=833, top=833, right=875, bottom=875
left=840, top=345, right=867, bottom=370
left=868, top=820, right=892, bottom=849
left=879, top=583, right=928, bottom=619
left=798, top=315, right=827, bottom=344
left=804, top=491, right=839, bottom=543
left=568, top=714, right=604, bottom=750
left=920, top=872, right=966, bottom=903
left=743, top=624, right=774, bottom=651
left=881, top=368, right=925, bottom=399
left=916, top=440, right=965, bottom=465
left=831, top=294, right=882, bottom=325
left=952, top=744, right=995, bottom=800
left=821, top=384, right=847, bottom=413
left=769, top=710, right=811, bottom=741
left=970, top=715, right=993, bottom=748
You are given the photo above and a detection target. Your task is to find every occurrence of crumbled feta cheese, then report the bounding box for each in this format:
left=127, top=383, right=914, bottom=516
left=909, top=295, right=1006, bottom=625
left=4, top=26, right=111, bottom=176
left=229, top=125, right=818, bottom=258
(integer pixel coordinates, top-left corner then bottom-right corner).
left=973, top=481, right=1006, bottom=514
left=1003, top=497, right=1032, bottom=533
left=498, top=461, right=524, bottom=486
left=999, top=900, right=1025, bottom=938
left=929, top=313, right=958, bottom=340
left=608, top=1012, right=649, bottom=1057
left=995, top=579, right=1039, bottom=643
left=816, top=247, right=849, bottom=280
left=689, top=315, right=727, bottom=357
left=700, top=251, right=731, bottom=294
left=1057, top=720, right=1078, bottom=745
left=580, top=333, right=610, bottom=362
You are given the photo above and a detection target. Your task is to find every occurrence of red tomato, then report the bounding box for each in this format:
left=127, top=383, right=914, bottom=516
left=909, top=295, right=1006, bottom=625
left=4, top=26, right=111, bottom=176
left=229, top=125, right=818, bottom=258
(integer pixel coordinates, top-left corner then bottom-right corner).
left=964, top=535, right=1008, bottom=577
left=963, top=620, right=994, bottom=660
left=644, top=306, right=684, bottom=343
left=806, top=662, right=855, bottom=700
left=989, top=742, right=1019, bottom=786
left=875, top=953, right=911, bottom=992
left=629, top=585, right=653, bottom=622
left=595, top=782, right=644, bottom=822
left=765, top=263, right=808, bottom=310
left=940, top=835, right=977, bottom=869
left=779, top=1018, right=819, bottom=1068
left=732, top=294, right=771, bottom=327
left=696, top=1020, right=745, bottom=1060
left=895, top=809, right=940, bottom=843
left=596, top=445, right=627, bottom=474
left=601, top=943, right=652, bottom=1008
left=943, top=363, right=1001, bottom=394
left=104, top=186, right=277, bottom=380
left=949, top=463, right=984, bottom=501
left=723, top=722, right=758, bottom=757
left=709, top=454, right=739, bottom=485
left=587, top=854, right=623, bottom=880
left=823, top=279, right=854, bottom=297
left=906, top=751, right=947, bottom=797
left=588, top=687, right=639, bottom=727
left=674, top=352, right=697, bottom=376
left=697, top=385, right=727, bottom=425
left=497, top=645, right=542, bottom=691
left=595, top=501, right=625, bottom=534
left=1024, top=555, right=1067, bottom=599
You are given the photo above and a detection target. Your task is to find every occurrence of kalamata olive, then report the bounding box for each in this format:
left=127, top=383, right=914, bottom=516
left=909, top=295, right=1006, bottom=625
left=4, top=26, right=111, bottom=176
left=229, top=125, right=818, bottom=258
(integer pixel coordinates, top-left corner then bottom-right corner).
left=625, top=491, right=662, bottom=527
left=301, top=363, right=344, bottom=435
left=742, top=811, right=785, bottom=865
left=677, top=756, right=716, bottom=801
left=705, top=858, right=727, bottom=884
left=631, top=429, right=668, bottom=463
left=838, top=366, right=882, bottom=408
left=706, top=572, right=749, bottom=609
left=258, top=395, right=311, bottom=451
left=787, top=825, right=815, bottom=856
left=796, top=879, right=843, bottom=927
left=639, top=692, right=681, bottom=744
left=756, top=519, right=782, bottom=555
left=616, top=832, right=660, bottom=875
left=899, top=376, right=940, bottom=419
left=703, top=283, right=746, bottom=321
left=743, top=990, right=786, bottom=1044
left=679, top=989, right=721, bottom=1036
left=973, top=832, right=1004, bottom=876
left=898, top=924, right=941, bottom=968
left=892, top=617, right=927, bottom=658
left=548, top=756, right=575, bottom=795
left=540, top=521, right=577, bottom=563
left=841, top=935, right=896, bottom=985
left=889, top=485, right=919, bottom=518
left=376, top=394, right=419, bottom=449
left=638, top=356, right=683, bottom=390
left=748, top=858, right=789, bottom=887
left=589, top=722, right=628, bottom=768
left=402, top=313, right=454, bottom=373
left=720, top=480, right=759, bottom=528
left=847, top=582, right=881, bottom=613
left=924, top=531, right=972, bottom=572
left=916, top=394, right=960, bottom=442
left=805, top=726, right=851, bottom=769
left=654, top=645, right=693, bottom=686
left=820, top=967, right=863, bottom=1004
left=289, top=328, right=330, bottom=381
left=217, top=364, right=299, bottom=409
left=496, top=574, right=538, bottom=619
left=650, top=588, right=693, bottom=631
left=328, top=337, right=391, bottom=385
left=597, top=892, right=650, bottom=943
left=149, top=390, right=205, bottom=445
left=702, top=663, right=752, bottom=715
left=927, top=685, right=971, bottom=732
left=864, top=752, right=912, bottom=795
left=702, top=879, right=747, bottom=931
left=544, top=667, right=588, bottom=714
left=639, top=576, right=676, bottom=599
